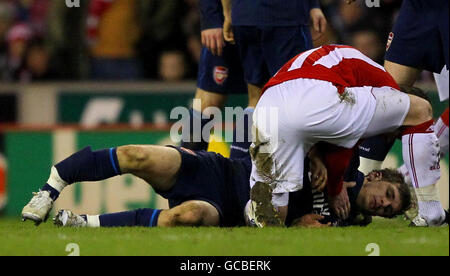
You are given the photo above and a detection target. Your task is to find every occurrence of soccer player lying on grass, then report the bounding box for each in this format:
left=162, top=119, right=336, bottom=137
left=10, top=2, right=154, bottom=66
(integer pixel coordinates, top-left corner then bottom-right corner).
left=21, top=109, right=411, bottom=228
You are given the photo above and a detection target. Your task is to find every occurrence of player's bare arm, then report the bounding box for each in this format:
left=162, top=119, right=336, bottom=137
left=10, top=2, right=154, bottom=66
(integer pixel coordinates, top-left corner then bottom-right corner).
left=308, top=146, right=328, bottom=192
left=328, top=183, right=351, bottom=220
left=384, top=61, right=422, bottom=87
left=310, top=8, right=327, bottom=34
left=291, top=214, right=332, bottom=228
left=221, top=0, right=234, bottom=44
left=201, top=28, right=225, bottom=56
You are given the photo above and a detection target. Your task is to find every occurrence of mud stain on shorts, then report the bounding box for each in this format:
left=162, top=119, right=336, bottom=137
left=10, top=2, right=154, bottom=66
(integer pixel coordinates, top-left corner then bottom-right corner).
left=249, top=127, right=283, bottom=227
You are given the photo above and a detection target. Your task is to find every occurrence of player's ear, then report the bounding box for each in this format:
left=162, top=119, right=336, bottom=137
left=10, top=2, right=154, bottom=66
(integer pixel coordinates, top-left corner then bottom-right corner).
left=367, top=170, right=383, bottom=182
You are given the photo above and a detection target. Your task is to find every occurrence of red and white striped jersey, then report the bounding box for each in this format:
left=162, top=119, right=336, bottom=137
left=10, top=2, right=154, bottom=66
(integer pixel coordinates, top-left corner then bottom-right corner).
left=262, top=45, right=399, bottom=95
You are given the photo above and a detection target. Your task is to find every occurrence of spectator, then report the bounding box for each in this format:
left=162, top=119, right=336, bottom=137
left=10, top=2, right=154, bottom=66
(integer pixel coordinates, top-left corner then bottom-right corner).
left=351, top=29, right=384, bottom=64
left=19, top=38, right=55, bottom=82
left=322, top=0, right=396, bottom=48
left=0, top=0, right=409, bottom=84
left=0, top=1, right=13, bottom=81
left=137, top=0, right=187, bottom=79
left=158, top=50, right=188, bottom=82
left=87, top=0, right=143, bottom=81
left=182, top=0, right=202, bottom=64
left=311, top=22, right=340, bottom=48
left=5, top=23, right=33, bottom=81
left=11, top=0, right=50, bottom=37
left=334, top=0, right=366, bottom=43
left=47, top=0, right=89, bottom=80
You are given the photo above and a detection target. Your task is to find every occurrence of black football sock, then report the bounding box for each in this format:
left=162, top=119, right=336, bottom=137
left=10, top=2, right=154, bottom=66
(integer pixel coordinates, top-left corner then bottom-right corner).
left=42, top=147, right=121, bottom=200
left=97, top=208, right=162, bottom=227
left=230, top=107, right=254, bottom=160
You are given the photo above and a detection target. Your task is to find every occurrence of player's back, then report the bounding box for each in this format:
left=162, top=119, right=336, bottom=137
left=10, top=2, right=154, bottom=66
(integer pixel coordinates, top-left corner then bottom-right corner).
left=263, top=45, right=399, bottom=95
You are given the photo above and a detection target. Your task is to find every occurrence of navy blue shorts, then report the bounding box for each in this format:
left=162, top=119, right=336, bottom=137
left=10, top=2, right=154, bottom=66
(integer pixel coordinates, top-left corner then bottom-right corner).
left=197, top=44, right=248, bottom=95
left=233, top=25, right=313, bottom=86
left=156, top=147, right=250, bottom=227
left=385, top=0, right=449, bottom=73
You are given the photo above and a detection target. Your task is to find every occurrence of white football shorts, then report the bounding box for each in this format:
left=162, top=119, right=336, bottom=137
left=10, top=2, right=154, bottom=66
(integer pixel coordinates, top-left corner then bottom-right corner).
left=250, top=78, right=410, bottom=195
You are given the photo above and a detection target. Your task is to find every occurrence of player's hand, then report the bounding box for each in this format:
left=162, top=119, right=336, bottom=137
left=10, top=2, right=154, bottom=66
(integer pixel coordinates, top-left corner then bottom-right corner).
left=310, top=8, right=327, bottom=34
left=201, top=28, right=225, bottom=56
left=223, top=17, right=235, bottom=44
left=345, top=0, right=357, bottom=4
left=310, top=155, right=328, bottom=192
left=328, top=187, right=351, bottom=220
left=294, top=214, right=332, bottom=228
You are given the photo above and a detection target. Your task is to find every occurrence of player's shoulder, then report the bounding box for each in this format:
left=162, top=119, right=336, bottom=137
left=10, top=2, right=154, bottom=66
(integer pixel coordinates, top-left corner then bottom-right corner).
left=295, top=44, right=372, bottom=67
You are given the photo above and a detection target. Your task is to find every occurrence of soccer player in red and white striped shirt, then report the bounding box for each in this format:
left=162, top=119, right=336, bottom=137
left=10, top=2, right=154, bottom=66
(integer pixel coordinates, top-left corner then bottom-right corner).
left=248, top=45, right=440, bottom=226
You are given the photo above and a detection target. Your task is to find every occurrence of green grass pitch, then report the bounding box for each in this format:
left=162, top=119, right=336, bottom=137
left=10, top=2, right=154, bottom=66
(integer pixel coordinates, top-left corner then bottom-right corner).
left=0, top=217, right=448, bottom=256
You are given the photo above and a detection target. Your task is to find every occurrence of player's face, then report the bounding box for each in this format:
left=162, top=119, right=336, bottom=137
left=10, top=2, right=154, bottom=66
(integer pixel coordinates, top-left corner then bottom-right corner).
left=356, top=180, right=402, bottom=218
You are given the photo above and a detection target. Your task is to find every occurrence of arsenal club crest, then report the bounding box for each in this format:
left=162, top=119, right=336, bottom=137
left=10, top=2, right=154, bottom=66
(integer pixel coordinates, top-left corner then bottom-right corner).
left=213, top=66, right=229, bottom=85
left=386, top=32, right=394, bottom=51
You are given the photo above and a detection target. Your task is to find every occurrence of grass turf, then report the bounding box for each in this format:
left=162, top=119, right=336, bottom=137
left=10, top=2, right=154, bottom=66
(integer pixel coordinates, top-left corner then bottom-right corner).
left=0, top=217, right=448, bottom=256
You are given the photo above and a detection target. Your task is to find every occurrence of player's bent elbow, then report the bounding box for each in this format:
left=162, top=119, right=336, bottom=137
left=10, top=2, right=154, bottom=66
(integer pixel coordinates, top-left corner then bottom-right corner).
left=403, top=95, right=433, bottom=126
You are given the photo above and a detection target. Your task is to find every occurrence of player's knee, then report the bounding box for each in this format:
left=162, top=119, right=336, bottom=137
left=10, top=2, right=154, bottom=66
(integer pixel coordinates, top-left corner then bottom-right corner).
left=168, top=202, right=207, bottom=226
left=414, top=98, right=432, bottom=122
left=195, top=89, right=227, bottom=110
left=179, top=202, right=206, bottom=225
left=404, top=95, right=433, bottom=126
left=117, top=145, right=150, bottom=171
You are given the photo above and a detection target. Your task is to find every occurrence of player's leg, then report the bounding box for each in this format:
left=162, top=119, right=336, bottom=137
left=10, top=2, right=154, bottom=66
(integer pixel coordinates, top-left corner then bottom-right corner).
left=249, top=96, right=304, bottom=226
left=435, top=108, right=449, bottom=156
left=181, top=87, right=227, bottom=151
left=359, top=88, right=432, bottom=173
left=245, top=26, right=314, bottom=223
left=233, top=26, right=271, bottom=100
left=181, top=46, right=229, bottom=151
left=181, top=45, right=247, bottom=151
left=229, top=105, right=255, bottom=160
left=362, top=88, right=445, bottom=225
left=396, top=108, right=448, bottom=226
left=53, top=208, right=162, bottom=228
left=395, top=94, right=446, bottom=226
left=358, top=135, right=396, bottom=174
left=116, top=145, right=181, bottom=191
left=22, top=145, right=181, bottom=225
left=55, top=200, right=220, bottom=228
left=359, top=67, right=423, bottom=174
left=400, top=129, right=444, bottom=226
left=360, top=0, right=443, bottom=175
left=158, top=200, right=220, bottom=227
left=248, top=79, right=344, bottom=227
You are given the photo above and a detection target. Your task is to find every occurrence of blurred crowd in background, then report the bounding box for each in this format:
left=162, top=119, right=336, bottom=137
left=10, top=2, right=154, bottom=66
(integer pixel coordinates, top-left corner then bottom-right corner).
left=0, top=0, right=435, bottom=83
